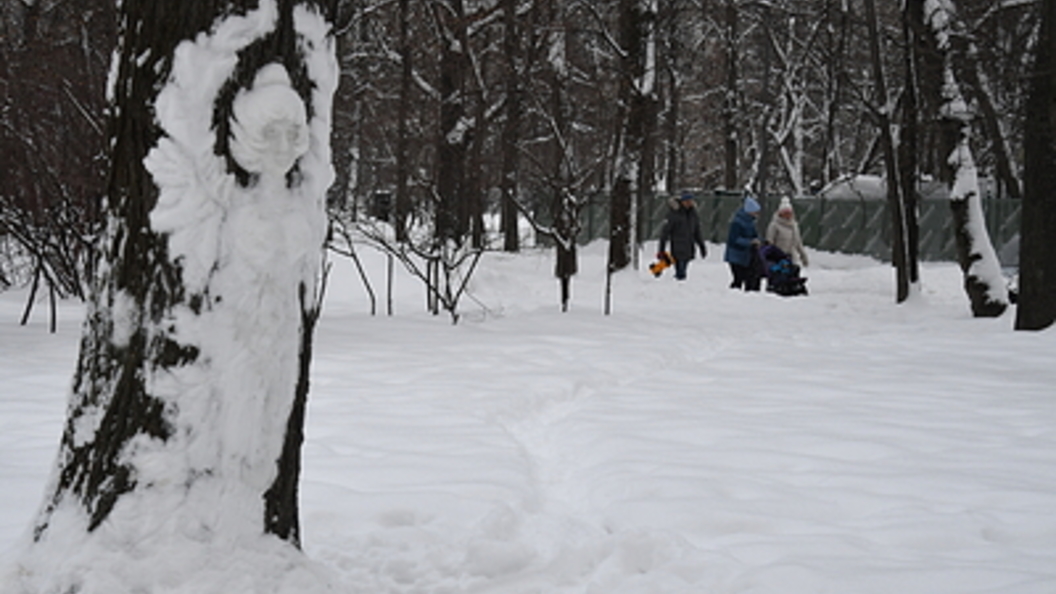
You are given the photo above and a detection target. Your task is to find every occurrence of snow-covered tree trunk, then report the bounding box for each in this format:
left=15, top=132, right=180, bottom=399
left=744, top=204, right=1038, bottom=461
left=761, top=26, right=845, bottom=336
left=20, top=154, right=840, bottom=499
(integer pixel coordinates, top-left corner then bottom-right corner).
left=1017, top=0, right=1056, bottom=330
left=926, top=0, right=1008, bottom=317
left=5, top=1, right=339, bottom=591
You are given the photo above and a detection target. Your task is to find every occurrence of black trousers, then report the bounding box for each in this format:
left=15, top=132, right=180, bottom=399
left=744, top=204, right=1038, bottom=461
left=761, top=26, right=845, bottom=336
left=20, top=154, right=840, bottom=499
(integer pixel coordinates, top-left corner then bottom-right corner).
left=729, top=262, right=761, bottom=291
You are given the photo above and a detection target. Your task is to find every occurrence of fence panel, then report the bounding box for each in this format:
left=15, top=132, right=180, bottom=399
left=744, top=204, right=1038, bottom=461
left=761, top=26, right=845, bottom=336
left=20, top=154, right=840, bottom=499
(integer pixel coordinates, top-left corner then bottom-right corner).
left=582, top=192, right=1021, bottom=267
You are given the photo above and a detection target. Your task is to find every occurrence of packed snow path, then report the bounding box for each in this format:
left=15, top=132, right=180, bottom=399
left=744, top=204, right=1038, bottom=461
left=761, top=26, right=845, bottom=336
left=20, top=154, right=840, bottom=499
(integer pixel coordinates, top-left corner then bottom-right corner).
left=3, top=245, right=1055, bottom=593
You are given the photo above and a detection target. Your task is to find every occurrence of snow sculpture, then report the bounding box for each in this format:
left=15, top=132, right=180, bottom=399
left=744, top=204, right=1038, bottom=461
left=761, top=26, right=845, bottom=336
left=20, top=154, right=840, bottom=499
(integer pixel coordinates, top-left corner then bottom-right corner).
left=2, top=2, right=340, bottom=593
left=230, top=63, right=310, bottom=181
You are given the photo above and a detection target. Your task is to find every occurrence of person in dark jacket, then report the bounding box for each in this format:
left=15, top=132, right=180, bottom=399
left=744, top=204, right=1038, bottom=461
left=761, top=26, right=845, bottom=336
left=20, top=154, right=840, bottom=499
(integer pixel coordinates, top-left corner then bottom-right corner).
left=658, top=192, right=708, bottom=280
left=724, top=195, right=763, bottom=291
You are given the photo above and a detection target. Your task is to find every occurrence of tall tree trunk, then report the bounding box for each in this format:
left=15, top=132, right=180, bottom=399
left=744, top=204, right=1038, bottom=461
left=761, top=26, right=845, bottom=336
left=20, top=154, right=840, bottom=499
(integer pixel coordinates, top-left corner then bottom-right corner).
left=395, top=0, right=413, bottom=242
left=14, top=0, right=338, bottom=590
left=547, top=0, right=578, bottom=312
left=501, top=0, right=522, bottom=252
left=722, top=0, right=739, bottom=191
left=609, top=0, right=649, bottom=272
left=663, top=0, right=681, bottom=194
left=636, top=2, right=658, bottom=254
left=435, top=0, right=470, bottom=245
left=864, top=0, right=911, bottom=302
left=900, top=0, right=921, bottom=285
left=467, top=37, right=486, bottom=250
left=1017, top=0, right=1056, bottom=330
left=822, top=0, right=849, bottom=185
left=755, top=3, right=773, bottom=197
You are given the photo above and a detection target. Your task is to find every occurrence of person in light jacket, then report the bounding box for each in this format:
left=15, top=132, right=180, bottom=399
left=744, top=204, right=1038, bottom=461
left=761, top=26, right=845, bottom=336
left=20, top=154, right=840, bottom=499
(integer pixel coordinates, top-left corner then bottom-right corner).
left=724, top=195, right=762, bottom=291
left=658, top=192, right=708, bottom=280
left=765, top=197, right=809, bottom=267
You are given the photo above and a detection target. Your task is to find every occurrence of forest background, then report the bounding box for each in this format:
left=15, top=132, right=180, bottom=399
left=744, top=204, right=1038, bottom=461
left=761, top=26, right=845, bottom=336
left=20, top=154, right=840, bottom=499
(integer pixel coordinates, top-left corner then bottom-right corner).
left=0, top=0, right=1049, bottom=321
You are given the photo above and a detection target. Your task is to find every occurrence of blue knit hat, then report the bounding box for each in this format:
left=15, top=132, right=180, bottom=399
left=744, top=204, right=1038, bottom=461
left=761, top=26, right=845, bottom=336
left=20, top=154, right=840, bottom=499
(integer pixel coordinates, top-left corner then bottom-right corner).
left=680, top=191, right=694, bottom=202
left=744, top=196, right=761, bottom=213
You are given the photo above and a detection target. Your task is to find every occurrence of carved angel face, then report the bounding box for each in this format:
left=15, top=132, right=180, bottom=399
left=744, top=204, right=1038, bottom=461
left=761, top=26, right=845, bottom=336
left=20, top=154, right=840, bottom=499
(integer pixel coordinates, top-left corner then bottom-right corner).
left=230, top=64, right=310, bottom=178
left=257, top=118, right=307, bottom=174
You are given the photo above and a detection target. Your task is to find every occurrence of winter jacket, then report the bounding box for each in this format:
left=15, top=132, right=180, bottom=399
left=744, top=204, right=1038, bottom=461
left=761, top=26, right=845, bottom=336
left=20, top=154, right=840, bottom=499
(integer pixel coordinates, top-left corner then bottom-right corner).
left=765, top=214, right=809, bottom=266
left=723, top=208, right=760, bottom=267
left=658, top=199, right=707, bottom=263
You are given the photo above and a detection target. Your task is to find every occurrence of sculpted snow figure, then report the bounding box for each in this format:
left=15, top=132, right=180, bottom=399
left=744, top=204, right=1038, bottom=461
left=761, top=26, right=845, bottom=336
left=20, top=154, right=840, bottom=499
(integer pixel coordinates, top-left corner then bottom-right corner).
left=230, top=63, right=311, bottom=180
left=4, top=3, right=339, bottom=592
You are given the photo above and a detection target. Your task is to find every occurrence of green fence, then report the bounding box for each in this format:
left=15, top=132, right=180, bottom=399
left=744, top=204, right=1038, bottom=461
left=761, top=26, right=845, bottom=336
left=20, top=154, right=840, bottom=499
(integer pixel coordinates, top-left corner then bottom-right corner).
left=578, top=192, right=1021, bottom=267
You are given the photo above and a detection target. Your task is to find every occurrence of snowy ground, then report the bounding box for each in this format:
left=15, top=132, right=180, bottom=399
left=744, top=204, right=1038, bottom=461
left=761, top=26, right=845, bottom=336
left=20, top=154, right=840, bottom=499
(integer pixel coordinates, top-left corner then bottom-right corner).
left=2, top=242, right=1055, bottom=593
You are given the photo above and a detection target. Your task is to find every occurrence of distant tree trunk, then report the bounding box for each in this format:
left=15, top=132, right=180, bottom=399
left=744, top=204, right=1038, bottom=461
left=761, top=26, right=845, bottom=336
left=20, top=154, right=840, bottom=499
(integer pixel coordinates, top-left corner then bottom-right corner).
left=755, top=3, right=773, bottom=197
left=15, top=0, right=338, bottom=589
left=395, top=0, right=413, bottom=242
left=662, top=1, right=682, bottom=194
left=609, top=178, right=633, bottom=272
left=609, top=0, right=649, bottom=272
left=864, top=0, right=911, bottom=302
left=900, top=0, right=921, bottom=285
left=822, top=0, right=849, bottom=185
left=467, top=49, right=485, bottom=250
left=501, top=0, right=522, bottom=252
left=636, top=3, right=659, bottom=255
left=722, top=0, right=739, bottom=190
left=435, top=0, right=470, bottom=245
left=1017, top=0, right=1056, bottom=330
left=545, top=0, right=578, bottom=312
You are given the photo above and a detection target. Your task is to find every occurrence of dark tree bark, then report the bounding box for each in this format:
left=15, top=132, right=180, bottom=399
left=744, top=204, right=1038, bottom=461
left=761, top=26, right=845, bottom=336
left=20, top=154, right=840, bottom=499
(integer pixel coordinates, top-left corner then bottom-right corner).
left=501, top=0, right=522, bottom=252
left=395, top=0, right=413, bottom=242
left=900, top=0, right=922, bottom=285
left=822, top=0, right=850, bottom=184
left=36, top=0, right=227, bottom=537
left=543, top=0, right=579, bottom=312
left=434, top=0, right=471, bottom=245
left=609, top=177, right=633, bottom=272
left=755, top=2, right=773, bottom=197
left=1017, top=0, right=1056, bottom=330
left=20, top=1, right=338, bottom=587
left=609, top=0, right=652, bottom=273
left=722, top=0, right=739, bottom=191
left=661, top=0, right=682, bottom=194
left=864, top=0, right=911, bottom=302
